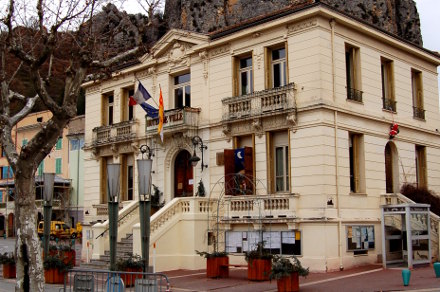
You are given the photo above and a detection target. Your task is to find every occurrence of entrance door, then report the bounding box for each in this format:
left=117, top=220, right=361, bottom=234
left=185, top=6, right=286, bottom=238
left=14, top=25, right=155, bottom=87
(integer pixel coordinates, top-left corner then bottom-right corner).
left=174, top=150, right=193, bottom=197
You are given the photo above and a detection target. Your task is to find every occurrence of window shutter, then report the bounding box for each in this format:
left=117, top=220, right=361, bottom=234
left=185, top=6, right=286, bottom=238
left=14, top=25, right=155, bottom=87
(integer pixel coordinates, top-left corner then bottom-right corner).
left=266, top=132, right=274, bottom=193
left=232, top=58, right=238, bottom=96
left=101, top=159, right=108, bottom=203
left=352, top=135, right=360, bottom=193
left=244, top=147, right=254, bottom=195
left=284, top=41, right=289, bottom=84
left=224, top=149, right=235, bottom=196
left=265, top=47, right=271, bottom=89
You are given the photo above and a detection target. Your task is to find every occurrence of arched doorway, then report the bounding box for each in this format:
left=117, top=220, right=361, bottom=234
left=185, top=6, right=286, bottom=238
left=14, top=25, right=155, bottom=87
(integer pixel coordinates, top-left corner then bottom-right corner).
left=174, top=150, right=193, bottom=197
left=385, top=142, right=399, bottom=193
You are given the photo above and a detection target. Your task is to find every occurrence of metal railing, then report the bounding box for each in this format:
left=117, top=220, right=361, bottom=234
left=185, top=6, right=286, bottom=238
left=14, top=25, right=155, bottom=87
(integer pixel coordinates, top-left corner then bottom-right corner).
left=346, top=87, right=363, bottom=102
left=413, top=106, right=426, bottom=120
left=221, top=83, right=296, bottom=122
left=145, top=107, right=200, bottom=135
left=92, top=120, right=137, bottom=145
left=382, top=98, right=396, bottom=112
left=63, top=268, right=171, bottom=291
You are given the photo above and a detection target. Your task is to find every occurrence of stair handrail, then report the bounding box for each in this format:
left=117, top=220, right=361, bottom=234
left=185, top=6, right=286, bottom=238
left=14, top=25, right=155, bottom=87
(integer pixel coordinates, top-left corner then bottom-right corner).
left=95, top=201, right=139, bottom=239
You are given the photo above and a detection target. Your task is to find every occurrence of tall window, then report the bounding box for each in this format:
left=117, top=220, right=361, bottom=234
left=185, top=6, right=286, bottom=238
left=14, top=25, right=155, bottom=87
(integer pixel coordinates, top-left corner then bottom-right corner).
left=2, top=166, right=13, bottom=179
left=55, top=138, right=62, bottom=150
left=415, top=145, right=427, bottom=188
left=349, top=133, right=365, bottom=193
left=102, top=93, right=114, bottom=125
left=127, top=165, right=133, bottom=200
left=345, top=44, right=362, bottom=101
left=412, top=69, right=424, bottom=119
left=272, top=132, right=289, bottom=193
left=174, top=73, right=191, bottom=108
left=381, top=57, right=395, bottom=111
left=55, top=158, right=62, bottom=174
left=269, top=47, right=287, bottom=88
left=239, top=56, right=253, bottom=95
left=122, top=88, right=135, bottom=121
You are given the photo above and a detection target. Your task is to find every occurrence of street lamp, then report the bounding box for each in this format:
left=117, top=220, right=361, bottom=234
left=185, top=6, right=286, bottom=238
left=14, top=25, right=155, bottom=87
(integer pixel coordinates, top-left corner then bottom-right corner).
left=43, top=173, right=55, bottom=260
left=189, top=135, right=208, bottom=171
left=107, top=163, right=120, bottom=271
left=137, top=144, right=153, bottom=272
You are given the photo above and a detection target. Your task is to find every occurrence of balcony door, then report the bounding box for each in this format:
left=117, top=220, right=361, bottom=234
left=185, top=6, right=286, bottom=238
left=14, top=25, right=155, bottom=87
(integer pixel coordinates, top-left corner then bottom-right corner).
left=174, top=150, right=193, bottom=197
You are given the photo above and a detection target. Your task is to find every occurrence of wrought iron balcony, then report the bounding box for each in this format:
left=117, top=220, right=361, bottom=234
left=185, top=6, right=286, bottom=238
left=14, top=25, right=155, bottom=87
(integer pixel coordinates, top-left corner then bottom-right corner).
left=92, top=120, right=137, bottom=146
left=383, top=98, right=397, bottom=112
left=145, top=107, right=200, bottom=136
left=413, top=106, right=425, bottom=120
left=346, top=87, right=363, bottom=102
left=222, top=83, right=296, bottom=122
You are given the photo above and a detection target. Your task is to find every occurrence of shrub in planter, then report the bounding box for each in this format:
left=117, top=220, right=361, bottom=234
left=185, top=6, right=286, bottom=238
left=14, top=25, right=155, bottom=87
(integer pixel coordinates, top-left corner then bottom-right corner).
left=270, top=255, right=309, bottom=292
left=0, top=252, right=16, bottom=279
left=196, top=250, right=229, bottom=278
left=59, top=244, right=76, bottom=266
left=245, top=242, right=273, bottom=281
left=116, top=253, right=143, bottom=287
left=44, top=255, right=72, bottom=284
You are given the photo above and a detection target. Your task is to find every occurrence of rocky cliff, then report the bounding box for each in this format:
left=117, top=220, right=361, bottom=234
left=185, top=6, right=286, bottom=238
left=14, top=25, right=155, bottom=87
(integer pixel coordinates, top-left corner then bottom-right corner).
left=164, top=0, right=423, bottom=46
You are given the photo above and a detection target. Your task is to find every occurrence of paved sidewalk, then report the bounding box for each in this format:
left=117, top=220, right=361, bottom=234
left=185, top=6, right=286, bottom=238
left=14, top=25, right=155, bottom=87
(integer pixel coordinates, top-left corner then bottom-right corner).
left=1, top=264, right=440, bottom=291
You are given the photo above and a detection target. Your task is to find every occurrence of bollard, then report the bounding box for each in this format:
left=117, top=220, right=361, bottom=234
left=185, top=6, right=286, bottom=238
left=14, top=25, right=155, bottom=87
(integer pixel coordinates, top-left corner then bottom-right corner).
left=434, top=262, right=440, bottom=278
left=402, top=269, right=411, bottom=286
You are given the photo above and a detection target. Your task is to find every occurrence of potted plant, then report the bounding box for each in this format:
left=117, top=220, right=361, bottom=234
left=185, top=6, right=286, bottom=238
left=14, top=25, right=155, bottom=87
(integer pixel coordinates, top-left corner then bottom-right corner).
left=59, top=244, right=76, bottom=266
left=44, top=254, right=72, bottom=284
left=270, top=255, right=309, bottom=292
left=196, top=250, right=229, bottom=278
left=115, top=253, right=143, bottom=287
left=245, top=241, right=273, bottom=281
left=0, top=252, right=16, bottom=279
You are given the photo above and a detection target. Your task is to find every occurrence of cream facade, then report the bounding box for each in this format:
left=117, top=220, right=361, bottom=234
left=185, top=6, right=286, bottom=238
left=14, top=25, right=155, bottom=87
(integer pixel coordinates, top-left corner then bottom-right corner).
left=82, top=4, right=440, bottom=272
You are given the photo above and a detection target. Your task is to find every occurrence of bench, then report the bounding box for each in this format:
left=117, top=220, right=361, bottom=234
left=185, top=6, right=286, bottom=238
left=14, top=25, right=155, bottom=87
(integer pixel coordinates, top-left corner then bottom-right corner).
left=218, top=264, right=247, bottom=278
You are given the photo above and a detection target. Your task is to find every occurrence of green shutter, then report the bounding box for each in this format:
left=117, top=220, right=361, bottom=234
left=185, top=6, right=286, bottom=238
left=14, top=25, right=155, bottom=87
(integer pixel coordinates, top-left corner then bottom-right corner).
left=38, top=161, right=44, bottom=176
left=56, top=158, right=62, bottom=174
left=56, top=138, right=62, bottom=150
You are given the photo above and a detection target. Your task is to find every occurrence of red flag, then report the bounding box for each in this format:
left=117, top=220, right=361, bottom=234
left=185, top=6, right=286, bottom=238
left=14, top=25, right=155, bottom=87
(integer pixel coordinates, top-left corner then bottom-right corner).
left=158, top=87, right=164, bottom=142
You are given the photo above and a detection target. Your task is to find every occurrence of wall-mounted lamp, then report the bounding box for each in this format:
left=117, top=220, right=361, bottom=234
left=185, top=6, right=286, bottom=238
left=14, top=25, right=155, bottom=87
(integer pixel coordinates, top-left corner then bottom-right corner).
left=189, top=135, right=208, bottom=171
left=139, top=144, right=153, bottom=159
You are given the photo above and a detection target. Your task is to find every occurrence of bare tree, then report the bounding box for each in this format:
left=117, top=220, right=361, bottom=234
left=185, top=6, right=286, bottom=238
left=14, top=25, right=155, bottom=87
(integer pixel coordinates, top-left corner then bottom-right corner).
left=0, top=1, right=150, bottom=291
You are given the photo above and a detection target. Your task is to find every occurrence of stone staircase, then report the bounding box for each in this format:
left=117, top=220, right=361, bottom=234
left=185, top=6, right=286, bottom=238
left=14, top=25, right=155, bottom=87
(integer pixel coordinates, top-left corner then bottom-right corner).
left=82, top=233, right=134, bottom=269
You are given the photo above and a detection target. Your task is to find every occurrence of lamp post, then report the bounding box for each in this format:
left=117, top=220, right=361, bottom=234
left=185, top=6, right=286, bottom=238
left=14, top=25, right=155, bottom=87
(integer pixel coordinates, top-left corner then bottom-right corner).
left=107, top=163, right=121, bottom=271
left=189, top=135, right=208, bottom=171
left=43, top=173, right=55, bottom=260
left=137, top=145, right=153, bottom=272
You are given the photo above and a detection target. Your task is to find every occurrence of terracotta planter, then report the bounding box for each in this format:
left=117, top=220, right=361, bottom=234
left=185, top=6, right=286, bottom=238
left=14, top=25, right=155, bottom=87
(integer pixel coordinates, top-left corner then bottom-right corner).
left=120, top=267, right=143, bottom=287
left=62, top=250, right=76, bottom=266
left=2, top=263, right=16, bottom=279
left=206, top=256, right=229, bottom=278
left=247, top=258, right=271, bottom=281
left=277, top=272, right=299, bottom=292
left=44, top=268, right=65, bottom=284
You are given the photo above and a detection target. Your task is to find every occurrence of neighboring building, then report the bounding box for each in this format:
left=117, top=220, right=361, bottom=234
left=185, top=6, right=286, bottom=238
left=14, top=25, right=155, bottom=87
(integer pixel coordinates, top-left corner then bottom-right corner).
left=67, top=115, right=85, bottom=227
left=82, top=3, right=440, bottom=272
left=0, top=111, right=77, bottom=235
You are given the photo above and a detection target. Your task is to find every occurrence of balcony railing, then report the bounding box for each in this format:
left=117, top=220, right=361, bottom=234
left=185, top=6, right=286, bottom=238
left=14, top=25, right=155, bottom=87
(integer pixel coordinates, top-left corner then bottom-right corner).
left=145, top=107, right=200, bottom=136
left=222, top=83, right=296, bottom=122
left=413, top=106, right=426, bottom=120
left=346, top=87, right=363, bottom=102
left=92, top=120, right=137, bottom=145
left=383, top=98, right=397, bottom=112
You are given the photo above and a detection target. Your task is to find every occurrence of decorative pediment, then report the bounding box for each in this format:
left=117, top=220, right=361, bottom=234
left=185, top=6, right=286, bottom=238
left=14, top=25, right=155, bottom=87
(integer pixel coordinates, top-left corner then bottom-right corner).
left=139, top=29, right=209, bottom=63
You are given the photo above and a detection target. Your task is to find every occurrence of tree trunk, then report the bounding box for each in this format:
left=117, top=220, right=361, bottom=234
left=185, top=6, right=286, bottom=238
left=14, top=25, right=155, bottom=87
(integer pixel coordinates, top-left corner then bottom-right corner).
left=14, top=173, right=44, bottom=292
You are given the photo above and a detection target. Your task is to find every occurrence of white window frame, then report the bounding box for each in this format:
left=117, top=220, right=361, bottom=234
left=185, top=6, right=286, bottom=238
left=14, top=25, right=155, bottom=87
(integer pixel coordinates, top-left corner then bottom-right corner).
left=174, top=73, right=191, bottom=108
left=239, top=57, right=253, bottom=95
left=271, top=47, right=287, bottom=88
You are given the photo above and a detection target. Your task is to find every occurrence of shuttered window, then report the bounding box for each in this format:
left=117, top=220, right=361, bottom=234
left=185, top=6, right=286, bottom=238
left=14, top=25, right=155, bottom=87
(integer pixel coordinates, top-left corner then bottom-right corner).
left=224, top=147, right=254, bottom=196
left=349, top=133, right=365, bottom=193
left=416, top=145, right=427, bottom=188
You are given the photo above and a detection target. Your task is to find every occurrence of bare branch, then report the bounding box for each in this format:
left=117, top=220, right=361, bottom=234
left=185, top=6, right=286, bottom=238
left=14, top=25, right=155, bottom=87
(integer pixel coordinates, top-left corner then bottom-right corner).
left=92, top=46, right=140, bottom=68
left=9, top=94, right=38, bottom=126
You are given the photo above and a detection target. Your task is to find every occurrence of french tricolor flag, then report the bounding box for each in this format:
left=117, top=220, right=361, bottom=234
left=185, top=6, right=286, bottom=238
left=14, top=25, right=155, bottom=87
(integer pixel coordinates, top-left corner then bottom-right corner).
left=129, top=82, right=158, bottom=118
